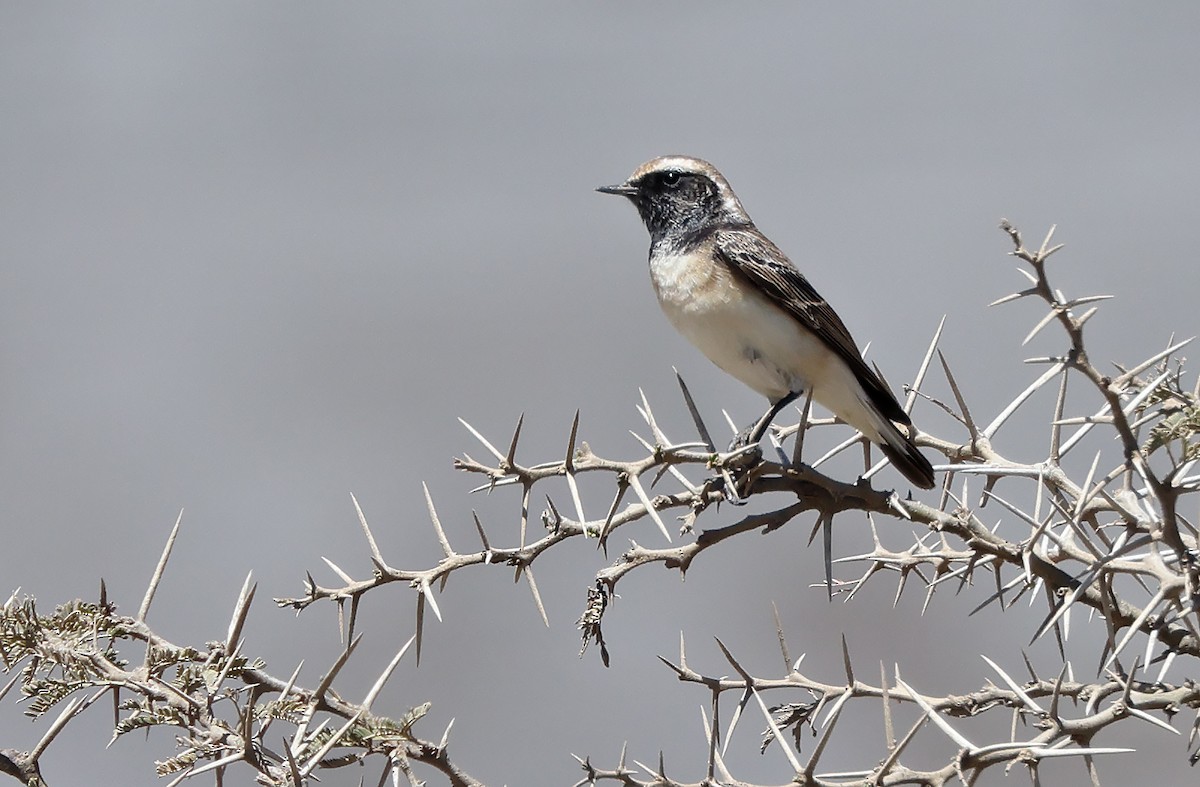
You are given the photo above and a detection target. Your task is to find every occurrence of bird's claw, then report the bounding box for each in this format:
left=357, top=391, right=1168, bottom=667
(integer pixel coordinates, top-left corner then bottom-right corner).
left=714, top=445, right=763, bottom=505
left=717, top=470, right=749, bottom=506
left=728, top=426, right=756, bottom=452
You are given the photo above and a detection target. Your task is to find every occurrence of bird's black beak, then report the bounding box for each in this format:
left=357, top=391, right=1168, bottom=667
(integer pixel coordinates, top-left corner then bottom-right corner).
left=596, top=183, right=639, bottom=197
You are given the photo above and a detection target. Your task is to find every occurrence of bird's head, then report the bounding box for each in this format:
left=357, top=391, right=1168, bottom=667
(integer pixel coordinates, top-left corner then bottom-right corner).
left=598, top=156, right=751, bottom=244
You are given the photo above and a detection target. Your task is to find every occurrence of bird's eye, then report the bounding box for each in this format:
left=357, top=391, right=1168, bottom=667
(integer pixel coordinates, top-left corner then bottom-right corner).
left=661, top=171, right=682, bottom=188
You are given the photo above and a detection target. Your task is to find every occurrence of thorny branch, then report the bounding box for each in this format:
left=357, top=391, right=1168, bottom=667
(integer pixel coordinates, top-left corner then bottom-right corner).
left=280, top=223, right=1200, bottom=782
left=0, top=584, right=481, bottom=787
left=6, top=224, right=1200, bottom=784
left=572, top=631, right=1199, bottom=787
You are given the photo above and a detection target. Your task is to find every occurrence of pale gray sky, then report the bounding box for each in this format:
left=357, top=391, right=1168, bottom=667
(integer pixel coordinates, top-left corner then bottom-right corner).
left=3, top=4, right=1198, bottom=785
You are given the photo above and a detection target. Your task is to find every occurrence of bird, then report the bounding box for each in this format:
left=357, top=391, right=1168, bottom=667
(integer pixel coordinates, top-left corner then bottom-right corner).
left=597, top=155, right=935, bottom=489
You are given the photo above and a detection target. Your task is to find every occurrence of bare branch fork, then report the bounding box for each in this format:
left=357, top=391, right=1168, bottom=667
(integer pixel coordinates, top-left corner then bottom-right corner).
left=277, top=230, right=1199, bottom=647
left=559, top=218, right=1200, bottom=783
left=299, top=223, right=1200, bottom=782
left=274, top=222, right=1198, bottom=783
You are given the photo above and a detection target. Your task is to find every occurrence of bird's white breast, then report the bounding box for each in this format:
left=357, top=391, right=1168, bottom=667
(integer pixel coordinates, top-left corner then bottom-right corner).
left=649, top=250, right=883, bottom=440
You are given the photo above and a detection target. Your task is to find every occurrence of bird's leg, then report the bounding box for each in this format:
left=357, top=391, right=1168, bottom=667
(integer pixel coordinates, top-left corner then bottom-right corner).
left=729, top=391, right=801, bottom=450
left=720, top=392, right=800, bottom=504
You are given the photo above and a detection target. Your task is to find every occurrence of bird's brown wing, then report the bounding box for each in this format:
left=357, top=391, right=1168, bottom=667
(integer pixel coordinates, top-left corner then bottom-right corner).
left=711, top=227, right=911, bottom=425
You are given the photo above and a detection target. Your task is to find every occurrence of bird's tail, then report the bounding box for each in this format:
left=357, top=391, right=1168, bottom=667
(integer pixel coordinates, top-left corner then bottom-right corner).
left=877, top=422, right=936, bottom=489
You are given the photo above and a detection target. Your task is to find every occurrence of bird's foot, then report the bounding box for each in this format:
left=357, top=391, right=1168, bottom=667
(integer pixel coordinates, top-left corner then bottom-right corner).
left=715, top=469, right=750, bottom=506
left=728, top=392, right=800, bottom=452
left=728, top=424, right=757, bottom=452
left=713, top=443, right=764, bottom=505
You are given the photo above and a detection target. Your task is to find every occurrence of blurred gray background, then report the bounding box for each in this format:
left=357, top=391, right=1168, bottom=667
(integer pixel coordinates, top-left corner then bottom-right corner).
left=3, top=3, right=1198, bottom=785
